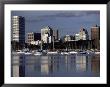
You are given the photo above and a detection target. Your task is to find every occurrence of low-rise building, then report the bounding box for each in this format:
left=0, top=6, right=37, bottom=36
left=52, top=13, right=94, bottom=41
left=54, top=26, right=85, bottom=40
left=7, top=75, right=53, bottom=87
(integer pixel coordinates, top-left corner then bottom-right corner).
left=27, top=32, right=41, bottom=44
left=75, top=34, right=80, bottom=40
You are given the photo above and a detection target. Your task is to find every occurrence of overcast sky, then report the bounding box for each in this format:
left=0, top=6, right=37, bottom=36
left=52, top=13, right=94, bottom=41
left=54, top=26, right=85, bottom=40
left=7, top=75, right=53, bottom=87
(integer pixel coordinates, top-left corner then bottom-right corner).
left=11, top=11, right=100, bottom=38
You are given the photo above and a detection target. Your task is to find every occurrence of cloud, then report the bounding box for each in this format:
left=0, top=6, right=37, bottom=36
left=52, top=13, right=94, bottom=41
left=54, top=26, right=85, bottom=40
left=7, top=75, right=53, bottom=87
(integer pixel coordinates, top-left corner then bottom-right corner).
left=37, top=11, right=100, bottom=18
left=12, top=11, right=100, bottom=22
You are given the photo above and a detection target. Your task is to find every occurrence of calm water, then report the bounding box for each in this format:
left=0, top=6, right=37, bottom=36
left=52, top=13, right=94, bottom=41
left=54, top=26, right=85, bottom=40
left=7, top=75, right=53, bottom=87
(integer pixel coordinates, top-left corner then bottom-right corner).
left=11, top=54, right=100, bottom=77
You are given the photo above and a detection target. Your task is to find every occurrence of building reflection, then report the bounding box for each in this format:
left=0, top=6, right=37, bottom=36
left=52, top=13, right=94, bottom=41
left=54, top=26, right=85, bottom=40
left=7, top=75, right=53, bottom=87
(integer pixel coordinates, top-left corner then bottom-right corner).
left=91, top=54, right=100, bottom=73
left=11, top=55, right=19, bottom=77
left=11, top=54, right=100, bottom=77
left=12, top=54, right=25, bottom=77
left=75, top=55, right=87, bottom=72
left=65, top=55, right=76, bottom=72
left=41, top=56, right=49, bottom=75
left=25, top=56, right=40, bottom=76
left=49, top=55, right=60, bottom=74
left=40, top=55, right=60, bottom=76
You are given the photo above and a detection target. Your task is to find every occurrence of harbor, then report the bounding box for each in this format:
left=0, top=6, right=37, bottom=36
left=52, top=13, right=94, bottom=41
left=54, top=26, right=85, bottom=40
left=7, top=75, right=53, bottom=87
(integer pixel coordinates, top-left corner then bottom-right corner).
left=11, top=11, right=100, bottom=77
left=12, top=49, right=100, bottom=56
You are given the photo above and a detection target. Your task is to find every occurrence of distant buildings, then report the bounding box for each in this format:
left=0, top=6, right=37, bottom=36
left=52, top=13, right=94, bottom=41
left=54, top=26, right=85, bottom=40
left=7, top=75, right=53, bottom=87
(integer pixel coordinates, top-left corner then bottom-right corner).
left=64, top=35, right=74, bottom=42
left=79, top=28, right=89, bottom=40
left=91, top=25, right=100, bottom=50
left=41, top=26, right=53, bottom=43
left=75, top=34, right=80, bottom=40
left=75, top=28, right=89, bottom=41
left=53, top=30, right=59, bottom=41
left=12, top=16, right=25, bottom=44
left=27, top=32, right=41, bottom=45
left=11, top=16, right=99, bottom=51
left=41, top=26, right=59, bottom=43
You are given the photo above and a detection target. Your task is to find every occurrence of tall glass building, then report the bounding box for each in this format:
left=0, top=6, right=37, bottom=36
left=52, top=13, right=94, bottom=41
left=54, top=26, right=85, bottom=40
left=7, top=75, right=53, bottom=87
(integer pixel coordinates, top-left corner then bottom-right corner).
left=11, top=16, right=25, bottom=44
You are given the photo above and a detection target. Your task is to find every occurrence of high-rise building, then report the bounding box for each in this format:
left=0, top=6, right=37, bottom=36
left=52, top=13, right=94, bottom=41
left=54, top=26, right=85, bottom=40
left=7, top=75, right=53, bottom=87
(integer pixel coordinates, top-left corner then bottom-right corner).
left=53, top=30, right=59, bottom=41
left=27, top=32, right=41, bottom=44
left=75, top=28, right=89, bottom=41
left=12, top=16, right=25, bottom=44
left=79, top=28, right=89, bottom=40
left=41, top=26, right=53, bottom=43
left=91, top=25, right=100, bottom=49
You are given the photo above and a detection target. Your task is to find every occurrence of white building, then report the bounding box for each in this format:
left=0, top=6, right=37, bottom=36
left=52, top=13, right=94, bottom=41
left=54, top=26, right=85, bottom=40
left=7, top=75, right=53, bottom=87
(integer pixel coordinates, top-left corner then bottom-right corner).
left=75, top=28, right=89, bottom=40
left=41, top=26, right=53, bottom=43
left=75, top=34, right=80, bottom=40
left=12, top=16, right=25, bottom=44
left=79, top=28, right=89, bottom=40
left=64, top=35, right=71, bottom=42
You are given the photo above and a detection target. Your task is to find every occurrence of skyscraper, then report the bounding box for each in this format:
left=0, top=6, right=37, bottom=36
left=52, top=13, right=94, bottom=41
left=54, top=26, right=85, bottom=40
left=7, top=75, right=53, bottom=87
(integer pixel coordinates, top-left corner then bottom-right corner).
left=41, top=26, right=53, bottom=43
left=12, top=16, right=25, bottom=44
left=79, top=28, right=89, bottom=40
left=75, top=28, right=89, bottom=41
left=91, top=25, right=100, bottom=50
left=53, top=30, right=59, bottom=41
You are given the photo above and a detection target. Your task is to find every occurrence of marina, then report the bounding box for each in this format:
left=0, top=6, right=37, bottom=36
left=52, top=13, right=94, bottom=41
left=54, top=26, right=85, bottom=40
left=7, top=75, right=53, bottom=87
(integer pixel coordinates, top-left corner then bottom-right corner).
left=11, top=11, right=100, bottom=77
left=12, top=49, right=100, bottom=56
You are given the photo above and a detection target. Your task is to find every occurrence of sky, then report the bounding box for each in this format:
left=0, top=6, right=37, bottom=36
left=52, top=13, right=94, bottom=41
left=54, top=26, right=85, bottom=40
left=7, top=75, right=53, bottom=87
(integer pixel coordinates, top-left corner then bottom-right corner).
left=11, top=11, right=100, bottom=38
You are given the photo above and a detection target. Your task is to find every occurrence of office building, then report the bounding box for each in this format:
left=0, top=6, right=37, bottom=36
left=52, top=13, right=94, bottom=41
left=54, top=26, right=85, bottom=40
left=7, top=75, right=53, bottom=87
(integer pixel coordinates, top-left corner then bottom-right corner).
left=91, top=25, right=100, bottom=49
left=27, top=32, right=41, bottom=44
left=12, top=16, right=25, bottom=44
left=41, top=26, right=53, bottom=43
left=75, top=34, right=80, bottom=40
left=75, top=28, right=89, bottom=41
left=53, top=30, right=59, bottom=41
left=79, top=28, right=89, bottom=40
left=64, top=35, right=74, bottom=42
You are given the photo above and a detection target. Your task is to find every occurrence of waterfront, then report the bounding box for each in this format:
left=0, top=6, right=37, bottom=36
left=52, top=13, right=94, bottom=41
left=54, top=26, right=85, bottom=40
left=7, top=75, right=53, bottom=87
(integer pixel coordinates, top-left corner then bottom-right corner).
left=11, top=54, right=100, bottom=77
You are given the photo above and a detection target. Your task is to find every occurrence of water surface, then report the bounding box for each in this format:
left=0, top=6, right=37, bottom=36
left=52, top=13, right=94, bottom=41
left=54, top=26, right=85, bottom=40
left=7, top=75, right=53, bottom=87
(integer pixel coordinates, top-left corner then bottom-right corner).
left=11, top=54, right=100, bottom=77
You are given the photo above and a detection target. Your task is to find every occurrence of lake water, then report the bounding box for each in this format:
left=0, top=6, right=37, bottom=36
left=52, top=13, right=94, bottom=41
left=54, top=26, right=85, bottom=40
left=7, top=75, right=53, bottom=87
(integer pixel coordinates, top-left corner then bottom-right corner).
left=11, top=54, right=100, bottom=77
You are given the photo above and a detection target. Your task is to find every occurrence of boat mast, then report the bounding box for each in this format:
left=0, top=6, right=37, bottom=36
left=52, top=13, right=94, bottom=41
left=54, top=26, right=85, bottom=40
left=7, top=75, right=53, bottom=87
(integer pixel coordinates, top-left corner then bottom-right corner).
left=53, top=36, right=54, bottom=51
left=41, top=40, right=42, bottom=51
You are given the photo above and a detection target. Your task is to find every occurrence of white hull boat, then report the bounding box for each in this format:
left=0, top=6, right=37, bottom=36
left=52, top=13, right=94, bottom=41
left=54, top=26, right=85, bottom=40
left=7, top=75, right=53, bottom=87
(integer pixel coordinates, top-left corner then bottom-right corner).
left=95, top=52, right=100, bottom=54
left=24, top=52, right=32, bottom=55
left=61, top=52, right=69, bottom=55
left=79, top=51, right=87, bottom=54
left=87, top=51, right=95, bottom=55
left=47, top=51, right=58, bottom=55
left=16, top=50, right=25, bottom=54
left=69, top=51, right=78, bottom=54
left=34, top=52, right=42, bottom=56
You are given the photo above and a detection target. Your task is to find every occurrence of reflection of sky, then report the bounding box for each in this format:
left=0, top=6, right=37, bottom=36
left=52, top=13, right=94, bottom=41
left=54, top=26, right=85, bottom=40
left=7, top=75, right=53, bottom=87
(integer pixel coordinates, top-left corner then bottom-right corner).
left=11, top=11, right=100, bottom=38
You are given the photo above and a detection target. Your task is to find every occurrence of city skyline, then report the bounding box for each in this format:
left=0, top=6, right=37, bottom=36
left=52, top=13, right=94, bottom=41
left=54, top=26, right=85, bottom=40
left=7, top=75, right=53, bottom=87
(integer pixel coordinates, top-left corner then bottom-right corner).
left=11, top=11, right=100, bottom=38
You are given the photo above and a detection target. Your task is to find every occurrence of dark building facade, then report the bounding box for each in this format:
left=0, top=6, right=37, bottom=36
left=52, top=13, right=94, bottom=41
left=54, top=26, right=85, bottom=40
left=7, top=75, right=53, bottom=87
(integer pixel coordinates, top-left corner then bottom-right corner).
left=27, top=32, right=41, bottom=44
left=91, top=25, right=100, bottom=50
